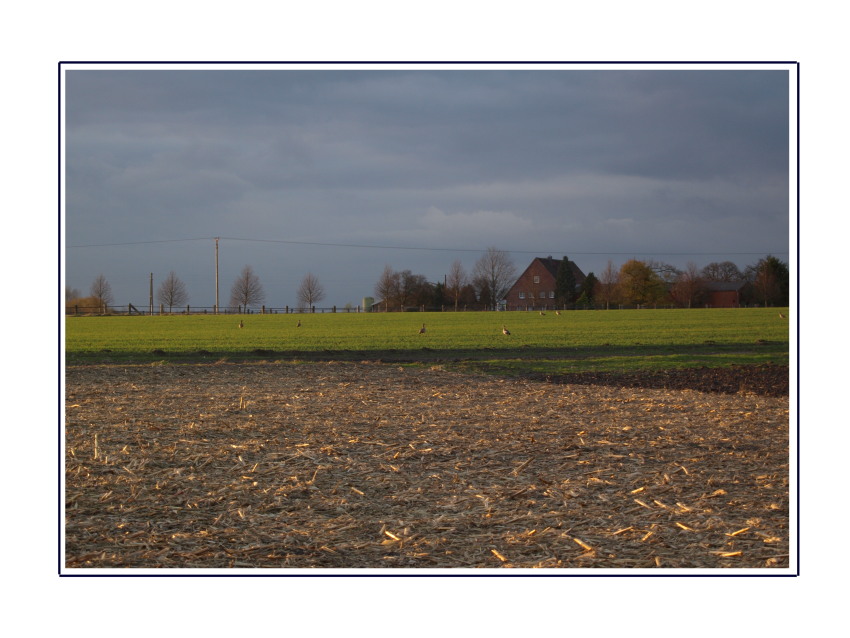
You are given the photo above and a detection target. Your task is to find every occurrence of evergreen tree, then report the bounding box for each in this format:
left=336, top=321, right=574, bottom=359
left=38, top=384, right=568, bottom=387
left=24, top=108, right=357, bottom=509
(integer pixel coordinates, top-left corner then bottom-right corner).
left=748, top=255, right=789, bottom=306
left=432, top=281, right=446, bottom=308
left=555, top=257, right=576, bottom=306
left=578, top=272, right=598, bottom=305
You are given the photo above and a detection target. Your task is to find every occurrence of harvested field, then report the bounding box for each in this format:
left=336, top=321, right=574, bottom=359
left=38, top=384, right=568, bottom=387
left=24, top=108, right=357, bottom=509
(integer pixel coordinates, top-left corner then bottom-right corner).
left=64, top=362, right=790, bottom=571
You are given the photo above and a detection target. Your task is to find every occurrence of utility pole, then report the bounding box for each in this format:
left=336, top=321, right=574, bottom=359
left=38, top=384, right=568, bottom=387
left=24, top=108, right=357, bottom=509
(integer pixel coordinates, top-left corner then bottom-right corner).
left=214, top=237, right=220, bottom=314
left=149, top=273, right=153, bottom=315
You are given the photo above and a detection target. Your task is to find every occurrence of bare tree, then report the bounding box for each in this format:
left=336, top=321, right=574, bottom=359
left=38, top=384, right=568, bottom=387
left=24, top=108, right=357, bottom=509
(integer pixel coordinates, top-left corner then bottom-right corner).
left=157, top=271, right=189, bottom=313
left=446, top=259, right=467, bottom=311
left=90, top=274, right=113, bottom=312
left=398, top=270, right=432, bottom=309
left=670, top=261, right=705, bottom=308
left=229, top=265, right=265, bottom=311
left=65, top=286, right=81, bottom=302
left=472, top=247, right=516, bottom=310
left=701, top=261, right=743, bottom=282
left=375, top=265, right=401, bottom=311
left=296, top=272, right=326, bottom=310
left=596, top=260, right=619, bottom=309
left=648, top=260, right=682, bottom=285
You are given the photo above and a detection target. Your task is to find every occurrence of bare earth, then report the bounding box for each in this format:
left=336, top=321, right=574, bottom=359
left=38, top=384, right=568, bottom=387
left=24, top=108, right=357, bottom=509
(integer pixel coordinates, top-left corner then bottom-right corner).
left=64, top=362, right=790, bottom=570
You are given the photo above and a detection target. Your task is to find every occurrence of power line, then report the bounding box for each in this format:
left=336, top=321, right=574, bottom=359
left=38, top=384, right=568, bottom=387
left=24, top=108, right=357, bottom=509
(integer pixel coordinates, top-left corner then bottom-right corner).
left=68, top=237, right=215, bottom=247
left=67, top=235, right=788, bottom=256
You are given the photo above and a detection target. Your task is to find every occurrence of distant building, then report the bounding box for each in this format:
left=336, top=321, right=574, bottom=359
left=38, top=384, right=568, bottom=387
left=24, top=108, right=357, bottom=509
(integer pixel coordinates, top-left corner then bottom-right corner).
left=704, top=281, right=752, bottom=308
left=505, top=256, right=586, bottom=311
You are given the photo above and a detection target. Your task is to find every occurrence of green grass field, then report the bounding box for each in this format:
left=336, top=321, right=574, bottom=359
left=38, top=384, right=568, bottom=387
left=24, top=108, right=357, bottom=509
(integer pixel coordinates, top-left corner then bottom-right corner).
left=64, top=308, right=790, bottom=375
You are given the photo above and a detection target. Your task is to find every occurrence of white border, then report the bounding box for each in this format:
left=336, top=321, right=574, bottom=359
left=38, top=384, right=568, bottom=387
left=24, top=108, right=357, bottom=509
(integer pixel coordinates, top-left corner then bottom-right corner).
left=59, top=61, right=798, bottom=578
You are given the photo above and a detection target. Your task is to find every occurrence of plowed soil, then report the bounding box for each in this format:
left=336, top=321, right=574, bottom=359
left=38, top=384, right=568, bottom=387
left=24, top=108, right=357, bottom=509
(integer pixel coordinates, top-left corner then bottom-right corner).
left=64, top=362, right=790, bottom=571
left=538, top=364, right=789, bottom=397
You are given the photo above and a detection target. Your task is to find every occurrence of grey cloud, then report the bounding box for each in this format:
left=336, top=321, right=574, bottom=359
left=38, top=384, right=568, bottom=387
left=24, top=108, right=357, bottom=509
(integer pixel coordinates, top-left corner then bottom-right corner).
left=64, top=66, right=791, bottom=308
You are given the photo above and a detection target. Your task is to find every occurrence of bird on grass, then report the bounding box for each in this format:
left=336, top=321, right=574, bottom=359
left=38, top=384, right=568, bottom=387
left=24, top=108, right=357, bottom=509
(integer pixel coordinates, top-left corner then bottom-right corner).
left=555, top=310, right=561, bottom=316
left=502, top=325, right=511, bottom=335
left=419, top=323, right=426, bottom=334
left=238, top=320, right=244, bottom=328
left=296, top=319, right=301, bottom=327
left=539, top=311, right=546, bottom=316
left=779, top=312, right=787, bottom=319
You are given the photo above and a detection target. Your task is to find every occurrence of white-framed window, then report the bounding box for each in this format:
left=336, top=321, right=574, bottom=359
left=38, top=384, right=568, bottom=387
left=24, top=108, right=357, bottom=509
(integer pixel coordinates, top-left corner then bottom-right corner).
left=533, top=275, right=540, bottom=284
left=519, top=292, right=526, bottom=299
left=549, top=291, right=555, bottom=298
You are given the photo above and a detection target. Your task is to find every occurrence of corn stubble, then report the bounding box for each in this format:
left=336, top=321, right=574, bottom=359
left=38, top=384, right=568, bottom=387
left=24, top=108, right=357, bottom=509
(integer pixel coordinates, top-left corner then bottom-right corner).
left=65, top=361, right=790, bottom=570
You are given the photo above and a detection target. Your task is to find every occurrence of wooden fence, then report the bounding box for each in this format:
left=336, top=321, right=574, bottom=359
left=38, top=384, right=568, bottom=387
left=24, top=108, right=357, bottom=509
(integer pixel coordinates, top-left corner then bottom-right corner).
left=65, top=304, right=369, bottom=316
left=64, top=302, right=766, bottom=316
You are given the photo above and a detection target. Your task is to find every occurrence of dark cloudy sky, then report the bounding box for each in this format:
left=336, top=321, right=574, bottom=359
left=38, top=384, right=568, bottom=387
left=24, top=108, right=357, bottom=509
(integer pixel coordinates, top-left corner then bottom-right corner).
left=63, top=64, right=791, bottom=309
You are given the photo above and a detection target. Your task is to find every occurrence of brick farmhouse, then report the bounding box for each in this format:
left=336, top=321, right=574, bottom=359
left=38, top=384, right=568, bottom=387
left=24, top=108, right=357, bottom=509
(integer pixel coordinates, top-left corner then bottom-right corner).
left=505, top=256, right=586, bottom=311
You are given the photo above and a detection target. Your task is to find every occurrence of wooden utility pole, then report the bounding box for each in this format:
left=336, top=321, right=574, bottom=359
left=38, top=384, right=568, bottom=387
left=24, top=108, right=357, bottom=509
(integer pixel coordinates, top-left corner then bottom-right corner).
left=149, top=273, right=153, bottom=315
left=215, top=237, right=220, bottom=314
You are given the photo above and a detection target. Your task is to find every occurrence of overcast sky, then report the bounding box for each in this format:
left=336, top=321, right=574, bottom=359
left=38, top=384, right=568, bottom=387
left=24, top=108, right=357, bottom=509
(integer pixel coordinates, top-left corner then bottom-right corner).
left=63, top=64, right=791, bottom=309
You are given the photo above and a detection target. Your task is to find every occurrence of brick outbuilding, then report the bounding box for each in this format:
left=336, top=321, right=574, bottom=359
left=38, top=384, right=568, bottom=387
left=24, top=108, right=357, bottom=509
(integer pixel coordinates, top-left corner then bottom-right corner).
left=505, top=256, right=586, bottom=311
left=704, top=281, right=752, bottom=308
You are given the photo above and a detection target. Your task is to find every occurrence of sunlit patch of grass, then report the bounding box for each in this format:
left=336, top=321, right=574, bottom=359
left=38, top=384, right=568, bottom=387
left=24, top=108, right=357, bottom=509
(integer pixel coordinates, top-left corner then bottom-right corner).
left=64, top=308, right=789, bottom=374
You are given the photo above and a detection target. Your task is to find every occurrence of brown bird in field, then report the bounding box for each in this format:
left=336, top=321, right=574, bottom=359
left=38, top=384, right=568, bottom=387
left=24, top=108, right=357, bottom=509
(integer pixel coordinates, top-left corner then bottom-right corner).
left=296, top=319, right=301, bottom=327
left=238, top=320, right=244, bottom=328
left=419, top=323, right=426, bottom=334
left=555, top=310, right=561, bottom=316
left=502, top=325, right=511, bottom=335
left=779, top=312, right=787, bottom=319
left=539, top=311, right=546, bottom=316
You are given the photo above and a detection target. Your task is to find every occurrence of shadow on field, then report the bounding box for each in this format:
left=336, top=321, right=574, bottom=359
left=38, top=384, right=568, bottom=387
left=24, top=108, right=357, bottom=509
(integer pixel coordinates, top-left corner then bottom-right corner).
left=68, top=341, right=786, bottom=363
left=536, top=364, right=789, bottom=397
left=66, top=341, right=790, bottom=397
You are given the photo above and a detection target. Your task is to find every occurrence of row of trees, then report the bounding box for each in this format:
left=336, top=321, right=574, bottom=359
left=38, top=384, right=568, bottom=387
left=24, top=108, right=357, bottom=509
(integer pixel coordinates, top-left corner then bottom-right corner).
left=374, top=247, right=517, bottom=311
left=593, top=256, right=790, bottom=308
left=227, top=266, right=329, bottom=310
left=66, top=251, right=790, bottom=314
left=66, top=267, right=329, bottom=313
left=65, top=274, right=117, bottom=313
left=374, top=252, right=790, bottom=311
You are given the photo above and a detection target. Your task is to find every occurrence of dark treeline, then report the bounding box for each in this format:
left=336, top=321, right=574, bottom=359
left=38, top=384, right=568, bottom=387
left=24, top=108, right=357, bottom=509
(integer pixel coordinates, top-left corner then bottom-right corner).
left=372, top=254, right=790, bottom=311
left=66, top=253, right=790, bottom=314
left=590, top=256, right=789, bottom=308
